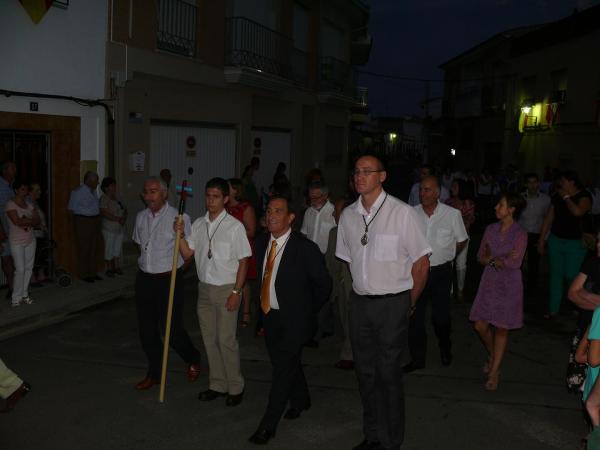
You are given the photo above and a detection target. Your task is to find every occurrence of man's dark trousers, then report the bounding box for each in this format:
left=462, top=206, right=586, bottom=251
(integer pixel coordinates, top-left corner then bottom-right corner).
left=135, top=270, right=201, bottom=379
left=408, top=262, right=452, bottom=365
left=350, top=290, right=410, bottom=450
left=259, top=309, right=310, bottom=432
left=525, top=232, right=541, bottom=293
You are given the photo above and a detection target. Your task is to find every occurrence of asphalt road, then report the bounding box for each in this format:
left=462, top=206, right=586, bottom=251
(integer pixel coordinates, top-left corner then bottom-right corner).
left=0, top=277, right=587, bottom=450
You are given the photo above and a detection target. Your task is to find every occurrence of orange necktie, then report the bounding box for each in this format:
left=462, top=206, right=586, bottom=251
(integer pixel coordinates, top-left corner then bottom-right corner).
left=260, top=240, right=278, bottom=314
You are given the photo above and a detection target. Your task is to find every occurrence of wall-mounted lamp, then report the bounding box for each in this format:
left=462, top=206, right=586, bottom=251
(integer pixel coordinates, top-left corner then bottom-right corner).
left=521, top=98, right=534, bottom=114
left=450, top=148, right=456, bottom=156
left=389, top=132, right=397, bottom=142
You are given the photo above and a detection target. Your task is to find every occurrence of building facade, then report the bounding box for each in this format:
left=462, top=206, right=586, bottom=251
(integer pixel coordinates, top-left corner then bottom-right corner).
left=440, top=5, right=600, bottom=183
left=108, top=0, right=370, bottom=221
left=0, top=0, right=370, bottom=276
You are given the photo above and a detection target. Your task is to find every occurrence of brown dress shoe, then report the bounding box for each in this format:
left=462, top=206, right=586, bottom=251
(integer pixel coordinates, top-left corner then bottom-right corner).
left=187, top=363, right=201, bottom=382
left=1, top=382, right=31, bottom=413
left=135, top=377, right=159, bottom=390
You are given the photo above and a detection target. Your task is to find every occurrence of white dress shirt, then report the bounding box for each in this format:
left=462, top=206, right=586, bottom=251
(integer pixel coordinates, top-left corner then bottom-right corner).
left=132, top=203, right=191, bottom=274
left=336, top=190, right=432, bottom=296
left=300, top=200, right=336, bottom=253
left=262, top=228, right=292, bottom=310
left=187, top=209, right=252, bottom=286
left=408, top=182, right=449, bottom=206
left=414, top=202, right=468, bottom=267
left=519, top=191, right=551, bottom=234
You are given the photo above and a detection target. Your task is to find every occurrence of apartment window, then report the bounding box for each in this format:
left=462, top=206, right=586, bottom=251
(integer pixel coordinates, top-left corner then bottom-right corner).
left=157, top=0, right=197, bottom=57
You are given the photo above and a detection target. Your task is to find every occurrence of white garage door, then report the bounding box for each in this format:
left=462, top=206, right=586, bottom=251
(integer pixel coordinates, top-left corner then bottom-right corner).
left=251, top=129, right=291, bottom=201
left=150, top=124, right=237, bottom=221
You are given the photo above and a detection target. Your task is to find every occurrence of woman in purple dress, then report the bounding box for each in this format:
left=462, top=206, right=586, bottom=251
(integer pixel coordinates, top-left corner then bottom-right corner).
left=469, top=192, right=528, bottom=391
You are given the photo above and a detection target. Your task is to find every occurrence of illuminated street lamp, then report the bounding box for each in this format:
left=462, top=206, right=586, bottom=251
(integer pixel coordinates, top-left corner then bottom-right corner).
left=450, top=148, right=456, bottom=156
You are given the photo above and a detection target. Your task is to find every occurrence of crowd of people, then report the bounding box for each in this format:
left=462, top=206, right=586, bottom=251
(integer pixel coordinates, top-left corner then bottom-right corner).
left=3, top=154, right=600, bottom=449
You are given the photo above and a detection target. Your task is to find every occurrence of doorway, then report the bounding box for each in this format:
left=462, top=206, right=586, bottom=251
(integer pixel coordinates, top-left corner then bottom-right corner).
left=0, top=131, right=51, bottom=231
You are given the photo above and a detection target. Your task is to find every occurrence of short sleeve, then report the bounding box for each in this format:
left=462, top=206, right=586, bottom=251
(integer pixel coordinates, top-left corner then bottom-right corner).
left=132, top=213, right=142, bottom=244
left=232, top=221, right=252, bottom=259
left=186, top=218, right=201, bottom=251
left=335, top=212, right=351, bottom=263
left=589, top=308, right=600, bottom=340
left=403, top=208, right=432, bottom=262
left=5, top=200, right=16, bottom=213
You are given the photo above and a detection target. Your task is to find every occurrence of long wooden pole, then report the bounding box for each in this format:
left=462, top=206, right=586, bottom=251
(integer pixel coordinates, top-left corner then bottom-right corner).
left=159, top=180, right=188, bottom=403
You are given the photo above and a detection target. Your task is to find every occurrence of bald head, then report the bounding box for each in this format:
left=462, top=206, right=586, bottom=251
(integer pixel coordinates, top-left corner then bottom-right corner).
left=419, top=175, right=440, bottom=208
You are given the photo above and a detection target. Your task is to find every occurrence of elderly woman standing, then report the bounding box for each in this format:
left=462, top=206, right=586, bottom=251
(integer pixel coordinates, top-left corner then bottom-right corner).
left=6, top=180, right=40, bottom=307
left=99, top=177, right=126, bottom=277
left=538, top=171, right=592, bottom=319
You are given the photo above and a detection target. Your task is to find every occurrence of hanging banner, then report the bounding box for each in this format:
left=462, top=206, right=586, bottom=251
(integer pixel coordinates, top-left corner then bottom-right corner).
left=19, top=0, right=53, bottom=25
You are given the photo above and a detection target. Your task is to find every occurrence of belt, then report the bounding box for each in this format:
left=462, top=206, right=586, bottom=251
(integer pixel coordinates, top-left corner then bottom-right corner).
left=431, top=261, right=452, bottom=270
left=364, top=292, right=403, bottom=299
left=74, top=214, right=100, bottom=218
left=140, top=269, right=180, bottom=278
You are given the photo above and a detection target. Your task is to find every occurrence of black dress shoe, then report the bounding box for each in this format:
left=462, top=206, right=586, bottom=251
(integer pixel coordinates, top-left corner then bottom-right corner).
left=283, top=404, right=311, bottom=420
left=198, top=389, right=226, bottom=401
left=403, top=360, right=425, bottom=373
left=248, top=428, right=275, bottom=445
left=352, top=439, right=381, bottom=450
left=226, top=390, right=244, bottom=406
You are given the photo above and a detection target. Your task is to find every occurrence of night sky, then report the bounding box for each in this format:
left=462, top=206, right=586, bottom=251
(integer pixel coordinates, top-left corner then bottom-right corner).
left=360, top=0, right=599, bottom=117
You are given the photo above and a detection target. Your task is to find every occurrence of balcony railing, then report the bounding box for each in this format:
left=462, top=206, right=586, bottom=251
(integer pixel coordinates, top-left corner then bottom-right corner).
left=225, top=17, right=290, bottom=77
left=320, top=56, right=362, bottom=99
left=225, top=17, right=307, bottom=85
left=157, top=0, right=197, bottom=57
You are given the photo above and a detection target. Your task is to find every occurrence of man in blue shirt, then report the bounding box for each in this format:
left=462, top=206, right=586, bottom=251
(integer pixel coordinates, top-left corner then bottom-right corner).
left=68, top=171, right=101, bottom=282
left=0, top=161, right=16, bottom=298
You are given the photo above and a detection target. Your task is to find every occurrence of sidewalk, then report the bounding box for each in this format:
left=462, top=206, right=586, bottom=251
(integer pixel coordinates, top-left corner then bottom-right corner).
left=0, top=265, right=137, bottom=341
left=0, top=244, right=141, bottom=341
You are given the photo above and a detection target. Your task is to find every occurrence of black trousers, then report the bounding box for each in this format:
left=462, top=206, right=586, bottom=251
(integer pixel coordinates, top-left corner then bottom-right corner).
left=408, top=262, right=453, bottom=365
left=73, top=215, right=101, bottom=279
left=525, top=232, right=541, bottom=292
left=135, top=270, right=201, bottom=379
left=259, top=310, right=310, bottom=432
left=349, top=290, right=410, bottom=450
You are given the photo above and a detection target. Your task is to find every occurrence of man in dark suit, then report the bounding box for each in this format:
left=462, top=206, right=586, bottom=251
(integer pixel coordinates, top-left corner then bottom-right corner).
left=249, top=196, right=332, bottom=445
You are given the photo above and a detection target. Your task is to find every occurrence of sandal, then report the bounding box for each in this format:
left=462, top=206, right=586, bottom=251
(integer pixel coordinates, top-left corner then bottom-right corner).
left=240, top=313, right=250, bottom=328
left=485, top=371, right=500, bottom=391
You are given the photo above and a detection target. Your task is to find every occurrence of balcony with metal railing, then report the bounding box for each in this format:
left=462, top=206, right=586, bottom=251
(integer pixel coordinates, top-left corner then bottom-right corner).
left=156, top=0, right=197, bottom=57
left=319, top=56, right=367, bottom=106
left=224, top=17, right=307, bottom=88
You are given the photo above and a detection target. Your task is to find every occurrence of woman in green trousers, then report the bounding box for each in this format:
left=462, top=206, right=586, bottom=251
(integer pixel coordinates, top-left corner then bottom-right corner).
left=538, top=171, right=592, bottom=319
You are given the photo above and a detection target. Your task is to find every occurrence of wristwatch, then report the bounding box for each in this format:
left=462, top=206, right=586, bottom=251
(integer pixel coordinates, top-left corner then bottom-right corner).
left=231, top=288, right=242, bottom=296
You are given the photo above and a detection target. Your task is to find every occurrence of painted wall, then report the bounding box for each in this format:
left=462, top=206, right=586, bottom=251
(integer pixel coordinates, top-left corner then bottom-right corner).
left=0, top=1, right=108, bottom=178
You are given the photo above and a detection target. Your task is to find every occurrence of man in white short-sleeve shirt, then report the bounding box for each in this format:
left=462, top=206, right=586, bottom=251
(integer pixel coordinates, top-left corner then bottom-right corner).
left=178, top=177, right=251, bottom=406
left=336, top=155, right=431, bottom=450
left=131, top=177, right=201, bottom=391
left=408, top=176, right=468, bottom=372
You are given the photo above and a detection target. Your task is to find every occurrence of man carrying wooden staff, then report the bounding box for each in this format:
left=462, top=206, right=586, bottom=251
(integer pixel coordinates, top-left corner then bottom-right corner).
left=132, top=176, right=202, bottom=390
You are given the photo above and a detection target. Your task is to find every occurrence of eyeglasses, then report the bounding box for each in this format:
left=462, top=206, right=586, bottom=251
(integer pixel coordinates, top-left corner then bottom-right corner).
left=352, top=169, right=383, bottom=177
